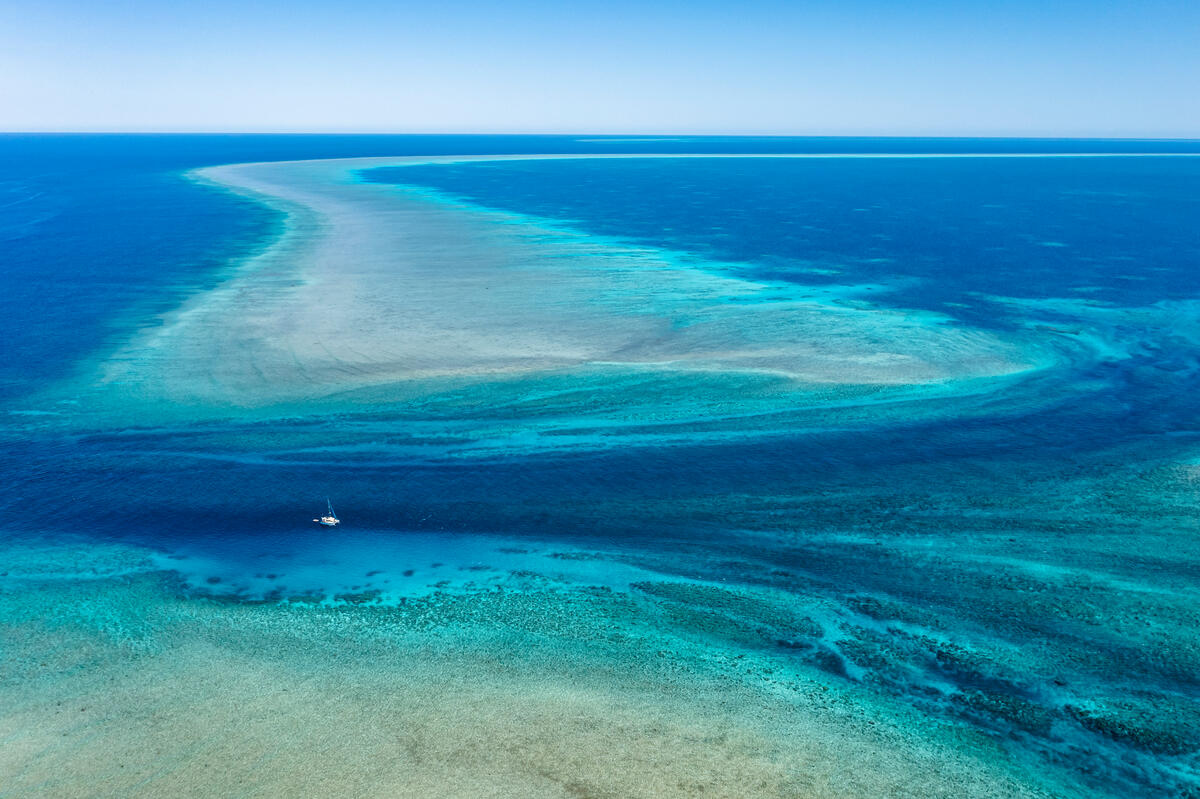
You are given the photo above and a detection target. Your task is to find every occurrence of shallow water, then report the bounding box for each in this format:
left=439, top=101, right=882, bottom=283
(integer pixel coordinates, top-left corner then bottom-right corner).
left=3, top=137, right=1200, bottom=797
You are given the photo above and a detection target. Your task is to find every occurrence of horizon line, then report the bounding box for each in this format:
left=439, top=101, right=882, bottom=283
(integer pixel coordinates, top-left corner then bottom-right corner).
left=3, top=131, right=1200, bottom=142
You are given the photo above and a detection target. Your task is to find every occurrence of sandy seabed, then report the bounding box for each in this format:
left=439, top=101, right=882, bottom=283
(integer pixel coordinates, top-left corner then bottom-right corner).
left=0, top=540, right=1050, bottom=799
left=85, top=156, right=1042, bottom=423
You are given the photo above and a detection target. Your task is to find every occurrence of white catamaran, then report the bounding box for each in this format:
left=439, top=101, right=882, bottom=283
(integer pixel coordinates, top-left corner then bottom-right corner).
left=314, top=498, right=340, bottom=527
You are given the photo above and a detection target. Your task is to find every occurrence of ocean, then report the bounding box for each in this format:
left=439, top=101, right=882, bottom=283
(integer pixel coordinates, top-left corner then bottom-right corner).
left=2, top=135, right=1199, bottom=797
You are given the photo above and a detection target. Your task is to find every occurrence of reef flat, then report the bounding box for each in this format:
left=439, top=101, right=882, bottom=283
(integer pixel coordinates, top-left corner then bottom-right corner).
left=83, top=157, right=1039, bottom=424
left=2, top=538, right=1059, bottom=798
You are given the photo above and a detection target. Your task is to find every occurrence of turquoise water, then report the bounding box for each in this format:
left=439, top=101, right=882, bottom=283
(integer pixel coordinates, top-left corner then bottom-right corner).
left=3, top=137, right=1200, bottom=796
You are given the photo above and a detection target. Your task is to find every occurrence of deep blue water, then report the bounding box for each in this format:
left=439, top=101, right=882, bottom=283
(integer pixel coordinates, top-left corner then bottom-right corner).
left=3, top=136, right=1200, bottom=797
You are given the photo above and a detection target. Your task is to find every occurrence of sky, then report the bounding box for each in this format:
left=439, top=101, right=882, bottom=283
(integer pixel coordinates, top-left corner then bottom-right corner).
left=1, top=0, right=1198, bottom=137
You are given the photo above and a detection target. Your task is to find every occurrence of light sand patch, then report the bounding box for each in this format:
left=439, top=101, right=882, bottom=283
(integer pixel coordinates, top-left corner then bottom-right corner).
left=85, top=156, right=1042, bottom=417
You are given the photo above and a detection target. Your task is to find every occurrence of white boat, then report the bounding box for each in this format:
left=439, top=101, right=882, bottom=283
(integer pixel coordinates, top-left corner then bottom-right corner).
left=314, top=497, right=340, bottom=527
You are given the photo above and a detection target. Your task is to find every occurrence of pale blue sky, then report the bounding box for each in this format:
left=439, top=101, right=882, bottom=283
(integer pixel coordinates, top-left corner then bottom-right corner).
left=1, top=0, right=1197, bottom=136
